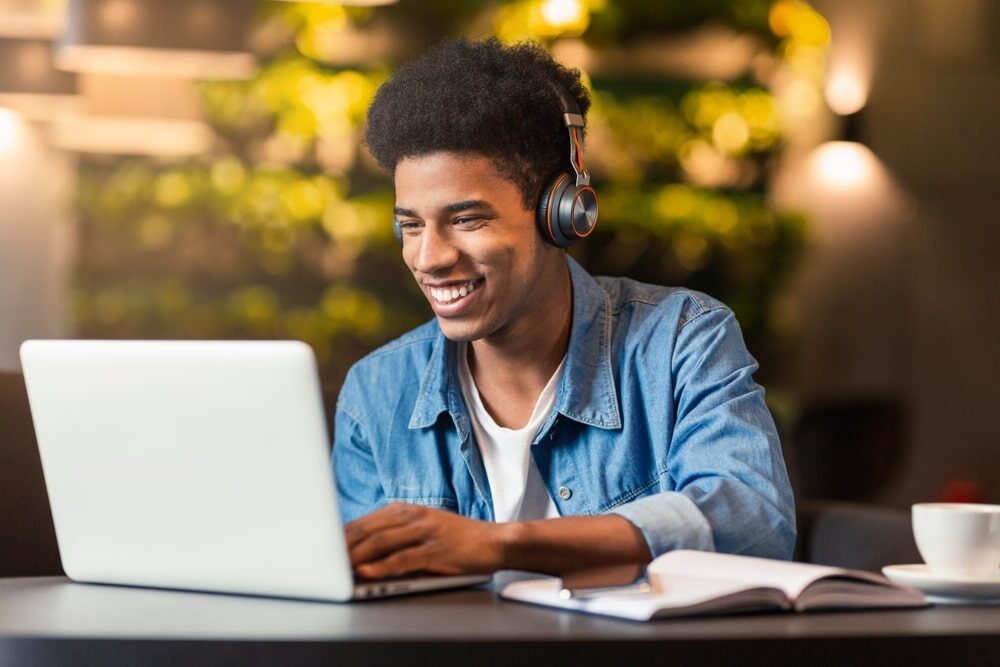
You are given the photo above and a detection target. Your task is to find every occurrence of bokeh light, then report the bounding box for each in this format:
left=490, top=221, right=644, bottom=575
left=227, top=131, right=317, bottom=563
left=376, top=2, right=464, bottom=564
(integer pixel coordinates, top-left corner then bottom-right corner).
left=825, top=64, right=868, bottom=116
left=0, top=108, right=23, bottom=153
left=808, top=141, right=877, bottom=190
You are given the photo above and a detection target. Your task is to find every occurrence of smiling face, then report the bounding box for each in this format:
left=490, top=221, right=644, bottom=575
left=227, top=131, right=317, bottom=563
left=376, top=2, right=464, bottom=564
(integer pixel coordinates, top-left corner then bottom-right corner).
left=394, top=151, right=569, bottom=344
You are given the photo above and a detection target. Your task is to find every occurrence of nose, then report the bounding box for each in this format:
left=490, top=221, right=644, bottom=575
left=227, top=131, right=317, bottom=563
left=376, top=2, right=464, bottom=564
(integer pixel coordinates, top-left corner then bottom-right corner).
left=410, top=223, right=460, bottom=275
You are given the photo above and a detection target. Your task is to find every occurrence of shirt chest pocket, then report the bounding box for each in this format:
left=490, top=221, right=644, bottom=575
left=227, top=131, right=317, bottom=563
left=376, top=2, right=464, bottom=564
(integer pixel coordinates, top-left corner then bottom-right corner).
left=378, top=437, right=464, bottom=513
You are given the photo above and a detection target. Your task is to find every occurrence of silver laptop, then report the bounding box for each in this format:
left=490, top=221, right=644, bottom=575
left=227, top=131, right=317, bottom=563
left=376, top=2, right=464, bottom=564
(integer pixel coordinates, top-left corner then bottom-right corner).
left=19, top=339, right=489, bottom=601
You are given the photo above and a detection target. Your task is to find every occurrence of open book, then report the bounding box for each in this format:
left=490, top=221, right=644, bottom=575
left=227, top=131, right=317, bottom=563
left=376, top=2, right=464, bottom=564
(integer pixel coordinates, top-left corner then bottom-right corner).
left=500, top=550, right=927, bottom=621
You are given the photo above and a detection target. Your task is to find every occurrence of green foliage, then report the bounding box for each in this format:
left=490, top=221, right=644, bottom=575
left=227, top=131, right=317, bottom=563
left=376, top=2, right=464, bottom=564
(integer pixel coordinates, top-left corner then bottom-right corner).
left=73, top=0, right=825, bottom=379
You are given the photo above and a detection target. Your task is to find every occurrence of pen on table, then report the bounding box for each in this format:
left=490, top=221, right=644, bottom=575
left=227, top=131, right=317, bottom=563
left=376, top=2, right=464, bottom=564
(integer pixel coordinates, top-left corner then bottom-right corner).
left=559, top=580, right=655, bottom=600
left=558, top=563, right=656, bottom=600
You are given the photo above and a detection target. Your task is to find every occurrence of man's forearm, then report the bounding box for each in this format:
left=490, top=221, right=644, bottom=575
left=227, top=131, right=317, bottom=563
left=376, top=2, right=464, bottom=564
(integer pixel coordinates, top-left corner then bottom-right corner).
left=498, top=515, right=652, bottom=575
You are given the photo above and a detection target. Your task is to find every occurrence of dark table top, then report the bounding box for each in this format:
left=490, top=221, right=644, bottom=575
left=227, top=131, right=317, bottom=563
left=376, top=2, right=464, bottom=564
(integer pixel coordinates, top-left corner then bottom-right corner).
left=2, top=576, right=999, bottom=666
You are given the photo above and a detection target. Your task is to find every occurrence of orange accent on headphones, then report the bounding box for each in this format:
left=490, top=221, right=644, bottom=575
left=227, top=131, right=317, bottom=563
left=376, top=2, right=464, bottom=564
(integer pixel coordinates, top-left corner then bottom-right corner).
left=570, top=127, right=585, bottom=174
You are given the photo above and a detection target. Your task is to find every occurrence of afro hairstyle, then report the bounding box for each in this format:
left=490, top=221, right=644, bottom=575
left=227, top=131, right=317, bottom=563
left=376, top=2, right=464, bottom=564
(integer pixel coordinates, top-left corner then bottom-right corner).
left=364, top=37, right=591, bottom=210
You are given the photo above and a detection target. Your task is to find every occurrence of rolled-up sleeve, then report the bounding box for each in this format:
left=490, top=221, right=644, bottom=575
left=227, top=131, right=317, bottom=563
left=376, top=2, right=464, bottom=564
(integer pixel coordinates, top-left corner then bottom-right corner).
left=611, top=306, right=796, bottom=559
left=611, top=490, right=715, bottom=555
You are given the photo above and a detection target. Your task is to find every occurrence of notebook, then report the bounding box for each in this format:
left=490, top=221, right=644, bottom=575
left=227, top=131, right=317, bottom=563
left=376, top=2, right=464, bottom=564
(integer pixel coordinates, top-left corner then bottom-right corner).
left=501, top=550, right=927, bottom=620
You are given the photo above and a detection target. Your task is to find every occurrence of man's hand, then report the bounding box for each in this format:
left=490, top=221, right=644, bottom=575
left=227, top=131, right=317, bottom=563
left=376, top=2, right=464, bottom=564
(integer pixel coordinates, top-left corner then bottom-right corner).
left=346, top=502, right=506, bottom=579
left=347, top=504, right=652, bottom=580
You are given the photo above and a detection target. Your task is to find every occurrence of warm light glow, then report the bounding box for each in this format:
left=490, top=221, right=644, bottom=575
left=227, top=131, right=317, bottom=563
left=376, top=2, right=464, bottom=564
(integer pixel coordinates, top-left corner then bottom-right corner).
left=80, top=73, right=203, bottom=118
left=541, top=0, right=585, bottom=27
left=0, top=0, right=66, bottom=38
left=495, top=0, right=592, bottom=40
left=0, top=92, right=82, bottom=120
left=0, top=107, right=23, bottom=153
left=46, top=72, right=208, bottom=153
left=808, top=141, right=877, bottom=190
left=53, top=0, right=258, bottom=79
left=270, top=0, right=397, bottom=4
left=54, top=45, right=257, bottom=79
left=49, top=117, right=214, bottom=156
left=823, top=32, right=874, bottom=117
left=825, top=69, right=867, bottom=115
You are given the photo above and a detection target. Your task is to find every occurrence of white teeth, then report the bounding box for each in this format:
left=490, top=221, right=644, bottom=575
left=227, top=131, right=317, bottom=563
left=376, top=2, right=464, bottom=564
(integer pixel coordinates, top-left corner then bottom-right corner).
left=430, top=279, right=480, bottom=304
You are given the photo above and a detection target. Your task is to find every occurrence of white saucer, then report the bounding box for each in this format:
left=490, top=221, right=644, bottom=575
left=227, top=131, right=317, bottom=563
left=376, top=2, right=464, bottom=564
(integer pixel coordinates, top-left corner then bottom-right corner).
left=882, top=564, right=1000, bottom=603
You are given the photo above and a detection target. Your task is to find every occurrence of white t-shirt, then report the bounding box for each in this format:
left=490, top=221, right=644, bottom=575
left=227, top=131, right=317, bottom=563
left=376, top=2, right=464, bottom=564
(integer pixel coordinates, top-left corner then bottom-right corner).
left=457, top=342, right=562, bottom=523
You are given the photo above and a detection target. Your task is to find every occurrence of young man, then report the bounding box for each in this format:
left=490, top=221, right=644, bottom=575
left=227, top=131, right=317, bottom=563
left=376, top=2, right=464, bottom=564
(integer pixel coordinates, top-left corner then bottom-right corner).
left=335, top=38, right=795, bottom=580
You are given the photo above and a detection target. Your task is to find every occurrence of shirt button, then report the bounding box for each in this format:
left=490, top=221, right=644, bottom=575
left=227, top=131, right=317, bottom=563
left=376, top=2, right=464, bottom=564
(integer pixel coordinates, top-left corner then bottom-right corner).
left=558, top=486, right=572, bottom=500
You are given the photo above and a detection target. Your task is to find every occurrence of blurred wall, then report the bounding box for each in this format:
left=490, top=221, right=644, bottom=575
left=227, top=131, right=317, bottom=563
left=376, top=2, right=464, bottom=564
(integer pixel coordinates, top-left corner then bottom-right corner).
left=1, top=1, right=997, bottom=503
left=793, top=0, right=1000, bottom=504
left=0, top=112, right=75, bottom=371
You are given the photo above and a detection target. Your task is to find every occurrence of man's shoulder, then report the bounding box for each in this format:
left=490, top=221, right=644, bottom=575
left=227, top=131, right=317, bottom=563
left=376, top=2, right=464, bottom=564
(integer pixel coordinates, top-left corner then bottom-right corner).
left=339, top=319, right=439, bottom=404
left=357, top=318, right=440, bottom=363
left=593, top=274, right=730, bottom=332
left=349, top=318, right=440, bottom=376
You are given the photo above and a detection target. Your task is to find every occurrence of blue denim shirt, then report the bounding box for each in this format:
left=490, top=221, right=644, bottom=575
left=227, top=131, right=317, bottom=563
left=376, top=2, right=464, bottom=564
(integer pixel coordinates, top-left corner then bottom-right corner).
left=334, top=256, right=796, bottom=559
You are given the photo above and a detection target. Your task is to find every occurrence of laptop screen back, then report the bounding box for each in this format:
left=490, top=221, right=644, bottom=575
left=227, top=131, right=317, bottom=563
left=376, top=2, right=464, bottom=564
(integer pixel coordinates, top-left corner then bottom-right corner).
left=20, top=340, right=355, bottom=601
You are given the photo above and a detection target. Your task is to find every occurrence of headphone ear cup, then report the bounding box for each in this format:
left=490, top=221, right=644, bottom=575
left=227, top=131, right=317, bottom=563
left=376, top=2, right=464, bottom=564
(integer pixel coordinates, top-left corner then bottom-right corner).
left=536, top=173, right=572, bottom=248
left=392, top=217, right=403, bottom=245
left=536, top=180, right=558, bottom=247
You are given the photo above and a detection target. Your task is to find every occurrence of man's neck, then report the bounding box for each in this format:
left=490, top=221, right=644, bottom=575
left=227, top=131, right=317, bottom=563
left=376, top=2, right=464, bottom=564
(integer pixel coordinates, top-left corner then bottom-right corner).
left=466, top=262, right=572, bottom=428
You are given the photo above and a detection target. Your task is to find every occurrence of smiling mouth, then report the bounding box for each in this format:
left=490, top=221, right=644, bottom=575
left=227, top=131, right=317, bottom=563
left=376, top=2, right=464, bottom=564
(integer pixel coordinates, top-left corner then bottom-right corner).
left=428, top=278, right=484, bottom=305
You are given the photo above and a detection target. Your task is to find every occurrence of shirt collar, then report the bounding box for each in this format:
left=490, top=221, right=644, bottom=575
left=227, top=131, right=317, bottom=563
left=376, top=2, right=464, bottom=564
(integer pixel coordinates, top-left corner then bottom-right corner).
left=408, top=255, right=621, bottom=431
left=556, top=255, right=622, bottom=429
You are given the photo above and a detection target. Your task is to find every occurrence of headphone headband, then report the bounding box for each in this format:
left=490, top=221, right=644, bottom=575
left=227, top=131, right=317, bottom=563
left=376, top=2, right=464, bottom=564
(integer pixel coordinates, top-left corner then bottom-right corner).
left=546, top=83, right=590, bottom=188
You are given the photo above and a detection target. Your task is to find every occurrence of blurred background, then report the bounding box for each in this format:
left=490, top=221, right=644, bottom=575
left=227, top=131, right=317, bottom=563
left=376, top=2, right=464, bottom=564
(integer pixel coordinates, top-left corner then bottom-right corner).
left=1, top=0, right=998, bottom=513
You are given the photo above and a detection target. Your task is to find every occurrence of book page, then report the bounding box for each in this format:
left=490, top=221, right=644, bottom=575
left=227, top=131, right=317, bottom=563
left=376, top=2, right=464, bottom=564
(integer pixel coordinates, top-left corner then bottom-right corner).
left=792, top=577, right=926, bottom=610
left=648, top=550, right=874, bottom=599
left=501, top=575, right=788, bottom=621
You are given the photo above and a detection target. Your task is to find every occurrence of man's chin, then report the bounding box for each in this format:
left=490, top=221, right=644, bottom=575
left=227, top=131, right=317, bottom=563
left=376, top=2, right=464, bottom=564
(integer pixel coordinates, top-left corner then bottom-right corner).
left=436, top=318, right=487, bottom=343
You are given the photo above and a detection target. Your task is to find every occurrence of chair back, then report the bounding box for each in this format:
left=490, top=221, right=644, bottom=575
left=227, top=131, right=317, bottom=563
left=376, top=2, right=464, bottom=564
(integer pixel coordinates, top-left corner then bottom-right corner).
left=0, top=371, right=63, bottom=576
left=797, top=500, right=920, bottom=571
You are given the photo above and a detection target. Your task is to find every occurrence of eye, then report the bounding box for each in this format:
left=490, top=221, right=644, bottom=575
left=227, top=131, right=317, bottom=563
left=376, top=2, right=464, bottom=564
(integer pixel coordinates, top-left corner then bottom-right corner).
left=454, top=216, right=484, bottom=226
left=398, top=219, right=422, bottom=232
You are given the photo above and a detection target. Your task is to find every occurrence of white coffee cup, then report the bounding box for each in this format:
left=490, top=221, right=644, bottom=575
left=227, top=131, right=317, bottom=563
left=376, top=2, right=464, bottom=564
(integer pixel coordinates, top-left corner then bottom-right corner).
left=912, top=503, right=1000, bottom=579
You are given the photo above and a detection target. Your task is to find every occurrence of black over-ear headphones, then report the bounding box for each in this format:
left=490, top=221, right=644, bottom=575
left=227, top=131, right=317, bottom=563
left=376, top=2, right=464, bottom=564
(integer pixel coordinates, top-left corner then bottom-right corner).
left=535, top=85, right=598, bottom=248
left=393, top=83, right=598, bottom=248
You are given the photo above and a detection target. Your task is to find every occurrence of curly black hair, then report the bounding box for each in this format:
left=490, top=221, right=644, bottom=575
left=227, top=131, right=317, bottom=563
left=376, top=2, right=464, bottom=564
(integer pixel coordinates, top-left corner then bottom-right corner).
left=364, top=37, right=591, bottom=210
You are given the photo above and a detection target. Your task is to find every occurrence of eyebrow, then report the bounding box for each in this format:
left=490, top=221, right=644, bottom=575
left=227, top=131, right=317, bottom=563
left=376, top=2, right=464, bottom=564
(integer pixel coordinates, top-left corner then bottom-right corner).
left=393, top=200, right=495, bottom=218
